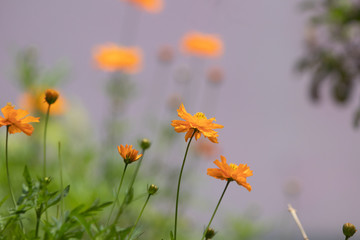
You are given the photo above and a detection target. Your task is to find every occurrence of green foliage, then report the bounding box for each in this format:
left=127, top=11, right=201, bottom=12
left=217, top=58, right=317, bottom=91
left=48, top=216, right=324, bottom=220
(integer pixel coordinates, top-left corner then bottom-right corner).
left=298, top=0, right=360, bottom=126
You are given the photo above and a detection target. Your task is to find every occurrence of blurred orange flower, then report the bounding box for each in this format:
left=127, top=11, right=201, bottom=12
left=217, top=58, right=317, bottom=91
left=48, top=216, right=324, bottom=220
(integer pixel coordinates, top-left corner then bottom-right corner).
left=194, top=138, right=220, bottom=159
left=207, top=155, right=253, bottom=191
left=171, top=103, right=223, bottom=143
left=123, top=0, right=163, bottom=13
left=181, top=32, right=223, bottom=57
left=118, top=144, right=142, bottom=164
left=0, top=103, right=40, bottom=136
left=19, top=91, right=66, bottom=115
left=93, top=44, right=142, bottom=73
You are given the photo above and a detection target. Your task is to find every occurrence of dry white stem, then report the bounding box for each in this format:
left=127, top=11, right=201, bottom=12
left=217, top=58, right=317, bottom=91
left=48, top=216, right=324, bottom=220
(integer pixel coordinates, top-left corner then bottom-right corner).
left=288, top=204, right=309, bottom=240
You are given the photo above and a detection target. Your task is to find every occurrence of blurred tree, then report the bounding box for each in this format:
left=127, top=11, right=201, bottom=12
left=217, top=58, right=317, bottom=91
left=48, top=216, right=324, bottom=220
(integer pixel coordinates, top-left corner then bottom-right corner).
left=297, top=0, right=360, bottom=127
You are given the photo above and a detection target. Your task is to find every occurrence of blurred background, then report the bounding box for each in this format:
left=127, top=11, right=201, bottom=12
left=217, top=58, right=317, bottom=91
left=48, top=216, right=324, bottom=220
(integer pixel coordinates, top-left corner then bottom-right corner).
left=1, top=0, right=360, bottom=239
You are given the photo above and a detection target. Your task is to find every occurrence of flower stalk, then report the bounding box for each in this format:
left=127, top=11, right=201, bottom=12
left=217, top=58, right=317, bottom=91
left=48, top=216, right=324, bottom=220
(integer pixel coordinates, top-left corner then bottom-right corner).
left=201, top=181, right=230, bottom=240
left=43, top=104, right=50, bottom=178
left=174, top=130, right=196, bottom=240
left=5, top=126, right=16, bottom=208
left=127, top=194, right=151, bottom=240
left=107, top=163, right=128, bottom=225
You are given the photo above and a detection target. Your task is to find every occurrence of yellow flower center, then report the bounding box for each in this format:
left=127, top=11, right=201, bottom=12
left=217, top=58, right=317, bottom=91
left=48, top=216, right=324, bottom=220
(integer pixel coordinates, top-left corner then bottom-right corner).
left=229, top=163, right=238, bottom=170
left=6, top=102, right=13, bottom=107
left=195, top=112, right=207, bottom=119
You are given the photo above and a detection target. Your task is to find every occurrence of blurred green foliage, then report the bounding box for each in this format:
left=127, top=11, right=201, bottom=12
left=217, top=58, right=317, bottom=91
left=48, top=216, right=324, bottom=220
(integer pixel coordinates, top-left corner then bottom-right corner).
left=297, top=0, right=360, bottom=126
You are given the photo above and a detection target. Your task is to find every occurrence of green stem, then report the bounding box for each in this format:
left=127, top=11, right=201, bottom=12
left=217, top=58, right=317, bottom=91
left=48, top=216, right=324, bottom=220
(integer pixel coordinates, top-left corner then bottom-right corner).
left=43, top=104, right=51, bottom=178
left=127, top=194, right=151, bottom=240
left=174, top=130, right=196, bottom=240
left=129, top=149, right=145, bottom=190
left=114, top=149, right=146, bottom=222
left=201, top=181, right=231, bottom=240
left=107, top=163, right=128, bottom=225
left=58, top=142, right=64, bottom=220
left=5, top=126, right=16, bottom=207
left=43, top=104, right=51, bottom=221
left=35, top=206, right=43, bottom=238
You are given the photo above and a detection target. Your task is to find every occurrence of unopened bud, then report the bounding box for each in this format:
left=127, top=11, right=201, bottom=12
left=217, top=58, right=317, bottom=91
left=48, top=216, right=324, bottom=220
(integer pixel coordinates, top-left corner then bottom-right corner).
left=45, top=89, right=59, bottom=105
left=140, top=138, right=151, bottom=150
left=343, top=223, right=357, bottom=239
left=207, top=66, right=224, bottom=85
left=158, top=45, right=174, bottom=64
left=44, top=176, right=52, bottom=184
left=204, top=227, right=216, bottom=239
left=147, top=184, right=158, bottom=195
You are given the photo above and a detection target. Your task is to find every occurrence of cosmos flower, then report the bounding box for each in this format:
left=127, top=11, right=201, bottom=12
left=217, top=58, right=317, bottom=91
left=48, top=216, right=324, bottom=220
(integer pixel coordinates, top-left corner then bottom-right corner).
left=171, top=103, right=223, bottom=143
left=207, top=155, right=253, bottom=191
left=0, top=103, right=40, bottom=136
left=93, top=44, right=142, bottom=73
left=118, top=144, right=142, bottom=164
left=181, top=32, right=223, bottom=57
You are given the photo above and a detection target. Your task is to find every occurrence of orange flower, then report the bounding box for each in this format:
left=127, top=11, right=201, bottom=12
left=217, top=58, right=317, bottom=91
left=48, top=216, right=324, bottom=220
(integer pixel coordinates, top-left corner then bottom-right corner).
left=123, top=0, right=163, bottom=13
left=171, top=103, right=223, bottom=143
left=181, top=32, right=223, bottom=57
left=93, top=44, right=142, bottom=73
left=19, top=91, right=66, bottom=115
left=117, top=144, right=142, bottom=164
left=207, top=155, right=253, bottom=191
left=0, top=103, right=40, bottom=136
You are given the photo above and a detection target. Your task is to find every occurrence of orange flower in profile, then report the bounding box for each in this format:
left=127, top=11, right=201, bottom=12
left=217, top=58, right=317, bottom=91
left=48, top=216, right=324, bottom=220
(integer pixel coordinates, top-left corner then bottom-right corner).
left=19, top=91, right=66, bottom=115
left=117, top=144, right=143, bottom=164
left=171, top=103, right=223, bottom=143
left=207, top=155, right=253, bottom=191
left=123, top=0, right=163, bottom=13
left=93, top=44, right=142, bottom=73
left=181, top=32, right=223, bottom=57
left=0, top=103, right=40, bottom=136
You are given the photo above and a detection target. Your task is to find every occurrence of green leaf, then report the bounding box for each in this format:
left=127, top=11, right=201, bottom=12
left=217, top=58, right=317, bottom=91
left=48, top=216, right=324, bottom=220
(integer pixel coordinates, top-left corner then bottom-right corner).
left=46, top=185, right=70, bottom=209
left=22, top=166, right=32, bottom=188
left=170, top=230, right=174, bottom=240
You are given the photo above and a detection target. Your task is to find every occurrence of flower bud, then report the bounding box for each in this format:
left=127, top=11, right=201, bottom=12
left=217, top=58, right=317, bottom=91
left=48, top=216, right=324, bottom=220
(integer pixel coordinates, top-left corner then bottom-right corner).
left=43, top=176, right=52, bottom=185
left=45, top=89, right=59, bottom=105
left=147, top=184, right=158, bottom=195
left=204, top=227, right=216, bottom=239
left=207, top=66, right=224, bottom=85
left=140, top=138, right=151, bottom=150
left=158, top=45, right=174, bottom=64
left=343, top=223, right=357, bottom=238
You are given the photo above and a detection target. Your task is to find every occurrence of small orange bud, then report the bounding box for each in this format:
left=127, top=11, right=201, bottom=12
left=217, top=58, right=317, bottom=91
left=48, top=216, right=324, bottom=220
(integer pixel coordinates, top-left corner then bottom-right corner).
left=45, top=89, right=59, bottom=105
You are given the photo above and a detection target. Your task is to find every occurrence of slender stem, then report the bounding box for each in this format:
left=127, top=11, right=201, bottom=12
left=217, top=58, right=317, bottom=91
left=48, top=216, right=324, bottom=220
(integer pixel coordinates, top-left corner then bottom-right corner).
left=127, top=194, right=151, bottom=240
left=43, top=104, right=51, bottom=222
left=35, top=212, right=40, bottom=238
left=58, top=142, right=64, bottom=220
left=174, top=130, right=196, bottom=240
left=288, top=204, right=309, bottom=240
left=114, top=149, right=146, bottom=223
left=129, top=149, right=145, bottom=189
left=5, top=126, right=16, bottom=207
left=107, top=163, right=128, bottom=225
left=35, top=205, right=43, bottom=238
left=201, top=181, right=230, bottom=240
left=43, top=104, right=51, bottom=178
